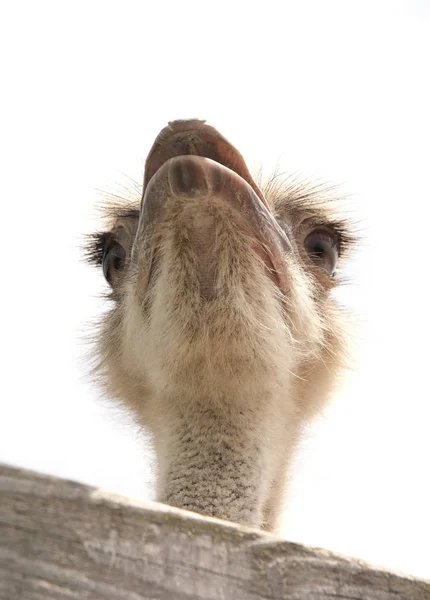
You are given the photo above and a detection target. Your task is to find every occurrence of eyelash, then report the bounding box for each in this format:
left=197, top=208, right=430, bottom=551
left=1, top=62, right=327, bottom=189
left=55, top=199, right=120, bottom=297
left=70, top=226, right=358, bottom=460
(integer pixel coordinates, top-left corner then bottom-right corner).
left=297, top=219, right=342, bottom=249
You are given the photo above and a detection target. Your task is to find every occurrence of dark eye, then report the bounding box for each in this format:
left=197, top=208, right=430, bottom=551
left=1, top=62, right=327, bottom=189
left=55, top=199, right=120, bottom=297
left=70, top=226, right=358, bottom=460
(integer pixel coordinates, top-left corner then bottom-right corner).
left=102, top=241, right=126, bottom=284
left=304, top=229, right=338, bottom=276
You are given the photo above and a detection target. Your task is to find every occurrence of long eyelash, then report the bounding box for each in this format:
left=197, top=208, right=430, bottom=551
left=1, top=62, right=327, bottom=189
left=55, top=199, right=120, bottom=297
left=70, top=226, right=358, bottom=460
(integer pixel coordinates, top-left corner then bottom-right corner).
left=299, top=218, right=355, bottom=257
left=83, top=232, right=113, bottom=266
left=82, top=207, right=140, bottom=268
left=258, top=170, right=360, bottom=259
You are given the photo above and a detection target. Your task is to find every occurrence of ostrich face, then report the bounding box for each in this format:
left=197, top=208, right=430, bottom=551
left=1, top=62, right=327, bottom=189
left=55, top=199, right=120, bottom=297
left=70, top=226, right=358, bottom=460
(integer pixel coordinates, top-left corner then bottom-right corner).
left=88, top=119, right=354, bottom=410
left=86, top=120, right=355, bottom=526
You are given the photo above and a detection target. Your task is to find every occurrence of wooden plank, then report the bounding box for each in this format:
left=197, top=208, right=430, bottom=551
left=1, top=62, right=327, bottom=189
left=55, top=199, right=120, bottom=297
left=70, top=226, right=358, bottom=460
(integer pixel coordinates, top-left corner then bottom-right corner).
left=0, top=464, right=428, bottom=600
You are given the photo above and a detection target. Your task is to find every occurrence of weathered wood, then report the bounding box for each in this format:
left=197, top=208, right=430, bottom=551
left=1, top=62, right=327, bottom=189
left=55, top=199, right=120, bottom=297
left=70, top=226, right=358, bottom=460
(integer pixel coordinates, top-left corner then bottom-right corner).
left=0, top=464, right=428, bottom=600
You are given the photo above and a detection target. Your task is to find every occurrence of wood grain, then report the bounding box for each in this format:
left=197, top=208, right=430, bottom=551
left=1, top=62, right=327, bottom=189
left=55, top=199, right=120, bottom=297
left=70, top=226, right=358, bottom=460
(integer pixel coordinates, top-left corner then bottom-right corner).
left=0, top=464, right=428, bottom=600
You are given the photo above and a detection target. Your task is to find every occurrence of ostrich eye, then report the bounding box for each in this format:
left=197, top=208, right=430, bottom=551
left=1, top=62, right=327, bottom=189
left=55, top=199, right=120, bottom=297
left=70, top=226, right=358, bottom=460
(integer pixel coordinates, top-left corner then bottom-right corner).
left=304, top=229, right=338, bottom=276
left=102, top=240, right=126, bottom=284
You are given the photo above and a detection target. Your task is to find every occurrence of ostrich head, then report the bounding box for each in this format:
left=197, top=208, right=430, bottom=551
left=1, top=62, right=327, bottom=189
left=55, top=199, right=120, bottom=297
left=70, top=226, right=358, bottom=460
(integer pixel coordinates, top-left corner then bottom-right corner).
left=86, top=119, right=356, bottom=530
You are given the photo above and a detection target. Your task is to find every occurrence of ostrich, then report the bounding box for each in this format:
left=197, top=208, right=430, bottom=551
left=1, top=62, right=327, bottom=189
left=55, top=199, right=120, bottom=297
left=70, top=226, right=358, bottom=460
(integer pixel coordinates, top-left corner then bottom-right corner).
left=85, top=119, right=356, bottom=532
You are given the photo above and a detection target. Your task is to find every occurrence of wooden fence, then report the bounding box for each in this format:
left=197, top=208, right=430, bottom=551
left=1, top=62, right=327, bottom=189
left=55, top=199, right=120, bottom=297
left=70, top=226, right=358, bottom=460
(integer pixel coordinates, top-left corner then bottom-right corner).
left=1, top=464, right=429, bottom=599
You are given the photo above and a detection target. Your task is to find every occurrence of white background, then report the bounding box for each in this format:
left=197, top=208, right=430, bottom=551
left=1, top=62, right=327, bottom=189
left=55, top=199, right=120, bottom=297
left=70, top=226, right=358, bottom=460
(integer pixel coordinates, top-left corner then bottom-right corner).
left=1, top=0, right=429, bottom=580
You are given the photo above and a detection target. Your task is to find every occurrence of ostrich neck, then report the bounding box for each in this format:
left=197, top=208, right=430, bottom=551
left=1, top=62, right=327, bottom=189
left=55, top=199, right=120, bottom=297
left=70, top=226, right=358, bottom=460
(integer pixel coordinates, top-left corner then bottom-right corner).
left=151, top=387, right=297, bottom=529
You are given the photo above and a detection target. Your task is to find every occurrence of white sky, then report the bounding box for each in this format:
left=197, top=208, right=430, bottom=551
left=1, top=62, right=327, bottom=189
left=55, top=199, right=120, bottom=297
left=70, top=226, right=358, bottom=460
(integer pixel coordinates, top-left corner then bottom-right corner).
left=1, top=0, right=429, bottom=581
